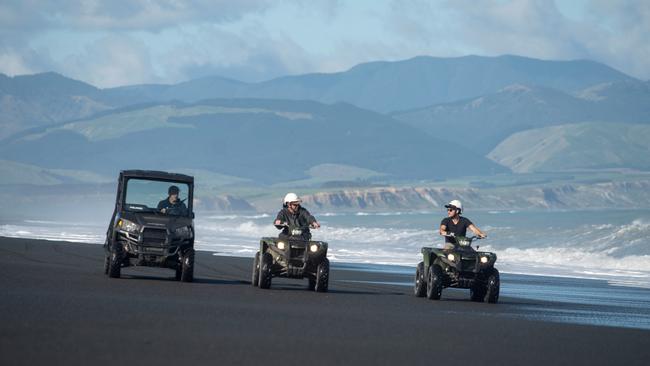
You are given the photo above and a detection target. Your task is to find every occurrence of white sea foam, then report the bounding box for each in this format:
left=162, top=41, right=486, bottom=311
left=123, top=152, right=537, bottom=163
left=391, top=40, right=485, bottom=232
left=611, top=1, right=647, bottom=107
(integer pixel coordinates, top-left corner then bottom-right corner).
left=3, top=212, right=650, bottom=287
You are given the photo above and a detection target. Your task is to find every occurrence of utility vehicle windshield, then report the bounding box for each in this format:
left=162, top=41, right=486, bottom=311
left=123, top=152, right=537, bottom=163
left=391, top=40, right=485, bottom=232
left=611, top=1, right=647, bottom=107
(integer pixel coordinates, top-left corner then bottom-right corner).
left=124, top=179, right=190, bottom=216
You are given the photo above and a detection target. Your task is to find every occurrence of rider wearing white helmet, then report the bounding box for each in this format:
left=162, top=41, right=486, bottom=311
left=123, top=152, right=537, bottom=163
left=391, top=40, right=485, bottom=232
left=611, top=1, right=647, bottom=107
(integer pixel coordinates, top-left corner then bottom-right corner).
left=274, top=193, right=320, bottom=239
left=439, top=199, right=486, bottom=247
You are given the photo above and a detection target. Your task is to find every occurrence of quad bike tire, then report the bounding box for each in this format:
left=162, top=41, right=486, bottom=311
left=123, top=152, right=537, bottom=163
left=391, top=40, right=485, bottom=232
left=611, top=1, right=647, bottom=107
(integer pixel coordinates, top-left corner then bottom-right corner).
left=426, top=265, right=443, bottom=300
left=485, top=268, right=500, bottom=303
left=414, top=262, right=426, bottom=297
left=252, top=252, right=260, bottom=286
left=258, top=252, right=273, bottom=289
left=315, top=258, right=329, bottom=293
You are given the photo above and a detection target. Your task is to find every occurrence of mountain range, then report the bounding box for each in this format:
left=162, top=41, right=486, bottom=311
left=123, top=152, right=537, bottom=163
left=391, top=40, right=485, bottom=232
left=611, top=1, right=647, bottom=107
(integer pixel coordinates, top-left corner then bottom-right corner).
left=1, top=54, right=649, bottom=199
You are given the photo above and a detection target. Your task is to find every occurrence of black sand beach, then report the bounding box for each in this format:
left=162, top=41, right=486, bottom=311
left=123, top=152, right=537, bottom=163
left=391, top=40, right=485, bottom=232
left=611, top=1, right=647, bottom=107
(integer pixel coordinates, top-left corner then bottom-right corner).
left=1, top=236, right=649, bottom=366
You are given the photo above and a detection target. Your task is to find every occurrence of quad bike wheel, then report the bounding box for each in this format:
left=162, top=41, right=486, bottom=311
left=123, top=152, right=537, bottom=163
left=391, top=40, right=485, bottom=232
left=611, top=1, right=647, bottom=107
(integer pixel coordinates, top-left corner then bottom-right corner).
left=485, top=268, right=500, bottom=303
left=426, top=265, right=443, bottom=300
left=414, top=262, right=426, bottom=297
left=180, top=248, right=195, bottom=283
left=315, top=258, right=329, bottom=293
left=251, top=252, right=260, bottom=286
left=258, top=252, right=273, bottom=289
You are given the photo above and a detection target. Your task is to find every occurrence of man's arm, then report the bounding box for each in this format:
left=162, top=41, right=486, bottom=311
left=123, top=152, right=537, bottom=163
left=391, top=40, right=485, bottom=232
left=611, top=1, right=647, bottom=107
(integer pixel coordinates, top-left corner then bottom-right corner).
left=468, top=224, right=486, bottom=238
left=439, top=224, right=448, bottom=236
left=274, top=211, right=286, bottom=228
left=303, top=209, right=320, bottom=228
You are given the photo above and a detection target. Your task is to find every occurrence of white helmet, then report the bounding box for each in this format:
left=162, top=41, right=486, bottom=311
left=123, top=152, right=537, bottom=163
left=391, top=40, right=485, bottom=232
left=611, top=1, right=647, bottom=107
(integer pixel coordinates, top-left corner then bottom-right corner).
left=283, top=192, right=302, bottom=204
left=445, top=199, right=462, bottom=212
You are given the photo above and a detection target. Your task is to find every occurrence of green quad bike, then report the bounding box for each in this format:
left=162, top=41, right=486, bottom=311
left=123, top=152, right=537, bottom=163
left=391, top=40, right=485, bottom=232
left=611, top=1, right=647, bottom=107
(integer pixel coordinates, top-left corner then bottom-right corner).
left=414, top=235, right=500, bottom=303
left=252, top=225, right=330, bottom=292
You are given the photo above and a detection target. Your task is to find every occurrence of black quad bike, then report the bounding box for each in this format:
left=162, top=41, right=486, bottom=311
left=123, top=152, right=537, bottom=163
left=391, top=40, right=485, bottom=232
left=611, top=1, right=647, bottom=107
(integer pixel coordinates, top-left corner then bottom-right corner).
left=252, top=225, right=330, bottom=292
left=103, top=170, right=196, bottom=282
left=414, top=235, right=500, bottom=303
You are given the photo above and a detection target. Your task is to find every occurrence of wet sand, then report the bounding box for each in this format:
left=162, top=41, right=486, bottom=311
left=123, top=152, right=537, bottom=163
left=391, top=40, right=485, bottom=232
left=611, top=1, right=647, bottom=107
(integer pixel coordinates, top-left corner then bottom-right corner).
left=1, top=236, right=648, bottom=365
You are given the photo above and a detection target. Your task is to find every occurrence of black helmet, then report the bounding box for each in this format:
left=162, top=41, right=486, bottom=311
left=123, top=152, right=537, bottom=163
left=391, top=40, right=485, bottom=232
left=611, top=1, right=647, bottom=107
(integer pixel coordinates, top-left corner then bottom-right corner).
left=168, top=185, right=180, bottom=195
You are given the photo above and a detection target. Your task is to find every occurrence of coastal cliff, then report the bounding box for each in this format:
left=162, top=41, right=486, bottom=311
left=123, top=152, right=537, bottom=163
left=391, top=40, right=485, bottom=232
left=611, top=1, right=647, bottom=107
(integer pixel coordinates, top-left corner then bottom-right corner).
left=296, top=180, right=650, bottom=211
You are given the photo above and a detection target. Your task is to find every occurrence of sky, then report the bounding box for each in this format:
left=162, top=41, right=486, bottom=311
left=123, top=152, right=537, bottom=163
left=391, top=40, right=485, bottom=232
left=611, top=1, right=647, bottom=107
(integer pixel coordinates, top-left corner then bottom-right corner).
left=0, top=0, right=648, bottom=88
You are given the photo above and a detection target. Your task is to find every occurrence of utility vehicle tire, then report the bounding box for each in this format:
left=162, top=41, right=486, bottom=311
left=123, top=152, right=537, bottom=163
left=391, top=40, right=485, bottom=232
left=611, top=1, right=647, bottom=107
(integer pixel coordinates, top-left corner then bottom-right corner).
left=258, top=253, right=273, bottom=289
left=108, top=249, right=121, bottom=279
left=252, top=252, right=260, bottom=286
left=315, top=258, right=329, bottom=293
left=426, top=265, right=443, bottom=300
left=414, top=262, right=426, bottom=297
left=180, top=248, right=195, bottom=283
left=308, top=277, right=316, bottom=291
left=485, top=268, right=500, bottom=303
left=103, top=255, right=110, bottom=275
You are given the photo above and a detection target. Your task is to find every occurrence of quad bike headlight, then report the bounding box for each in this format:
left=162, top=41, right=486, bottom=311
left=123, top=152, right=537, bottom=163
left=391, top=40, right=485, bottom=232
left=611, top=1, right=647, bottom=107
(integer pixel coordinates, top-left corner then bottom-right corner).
left=277, top=241, right=286, bottom=250
left=310, top=244, right=319, bottom=253
left=118, top=219, right=140, bottom=233
left=447, top=253, right=456, bottom=261
left=480, top=256, right=489, bottom=264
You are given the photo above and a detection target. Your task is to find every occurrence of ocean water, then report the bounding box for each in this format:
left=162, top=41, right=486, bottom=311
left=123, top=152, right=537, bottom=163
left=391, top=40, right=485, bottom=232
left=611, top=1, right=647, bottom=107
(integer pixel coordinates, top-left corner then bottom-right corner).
left=1, top=209, right=650, bottom=288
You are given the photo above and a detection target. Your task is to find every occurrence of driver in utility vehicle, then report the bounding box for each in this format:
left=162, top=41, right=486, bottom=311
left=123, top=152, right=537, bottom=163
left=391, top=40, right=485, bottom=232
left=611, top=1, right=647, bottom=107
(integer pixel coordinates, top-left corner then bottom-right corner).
left=157, top=185, right=188, bottom=215
left=274, top=193, right=320, bottom=240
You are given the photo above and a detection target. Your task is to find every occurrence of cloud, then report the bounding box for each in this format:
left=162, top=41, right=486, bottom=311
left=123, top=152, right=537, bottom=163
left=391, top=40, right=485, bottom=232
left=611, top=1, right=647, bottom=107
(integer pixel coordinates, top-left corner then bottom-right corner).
left=59, top=35, right=159, bottom=87
left=0, top=0, right=271, bottom=31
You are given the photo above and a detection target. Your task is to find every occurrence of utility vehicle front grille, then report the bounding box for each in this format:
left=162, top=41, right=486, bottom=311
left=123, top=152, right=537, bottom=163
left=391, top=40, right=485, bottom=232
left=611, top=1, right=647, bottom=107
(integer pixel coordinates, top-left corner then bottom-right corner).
left=142, top=228, right=167, bottom=246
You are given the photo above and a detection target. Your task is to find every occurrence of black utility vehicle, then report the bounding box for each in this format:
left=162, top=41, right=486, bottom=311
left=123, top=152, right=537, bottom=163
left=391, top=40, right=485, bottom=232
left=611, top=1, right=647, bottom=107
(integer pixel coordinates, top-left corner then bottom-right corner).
left=103, top=170, right=195, bottom=282
left=252, top=225, right=329, bottom=292
left=414, top=235, right=500, bottom=303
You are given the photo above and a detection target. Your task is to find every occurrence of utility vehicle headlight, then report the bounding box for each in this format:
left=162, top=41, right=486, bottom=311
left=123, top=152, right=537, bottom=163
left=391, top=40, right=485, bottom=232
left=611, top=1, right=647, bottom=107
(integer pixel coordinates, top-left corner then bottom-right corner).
left=310, top=244, right=319, bottom=253
left=480, top=256, right=489, bottom=264
left=118, top=219, right=139, bottom=233
left=174, top=226, right=192, bottom=238
left=447, top=253, right=456, bottom=261
left=277, top=241, right=286, bottom=250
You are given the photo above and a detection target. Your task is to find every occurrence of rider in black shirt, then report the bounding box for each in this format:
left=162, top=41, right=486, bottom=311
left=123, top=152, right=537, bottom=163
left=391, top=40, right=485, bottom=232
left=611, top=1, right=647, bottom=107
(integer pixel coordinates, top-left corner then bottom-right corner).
left=439, top=199, right=486, bottom=248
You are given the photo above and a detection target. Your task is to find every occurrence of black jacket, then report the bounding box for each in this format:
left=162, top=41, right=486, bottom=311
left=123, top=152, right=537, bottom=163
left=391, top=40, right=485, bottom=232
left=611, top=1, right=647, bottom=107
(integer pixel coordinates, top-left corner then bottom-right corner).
left=274, top=206, right=317, bottom=239
left=157, top=198, right=188, bottom=216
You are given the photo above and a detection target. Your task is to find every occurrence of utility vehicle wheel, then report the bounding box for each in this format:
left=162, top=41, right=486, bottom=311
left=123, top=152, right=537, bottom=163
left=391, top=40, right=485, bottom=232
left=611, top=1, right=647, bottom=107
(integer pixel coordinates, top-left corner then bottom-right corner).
left=252, top=252, right=260, bottom=286
left=308, top=277, right=316, bottom=291
left=108, top=250, right=121, bottom=279
left=180, top=248, right=195, bottom=283
left=414, top=262, right=426, bottom=297
left=315, top=258, right=329, bottom=293
left=175, top=266, right=182, bottom=281
left=258, top=253, right=273, bottom=289
left=103, top=255, right=110, bottom=275
left=426, top=265, right=443, bottom=300
left=485, top=268, right=500, bottom=303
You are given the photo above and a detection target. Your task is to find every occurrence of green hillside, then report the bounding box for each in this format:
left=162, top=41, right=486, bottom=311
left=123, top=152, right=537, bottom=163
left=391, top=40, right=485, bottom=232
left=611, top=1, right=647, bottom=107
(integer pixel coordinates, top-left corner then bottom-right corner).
left=488, top=122, right=650, bottom=173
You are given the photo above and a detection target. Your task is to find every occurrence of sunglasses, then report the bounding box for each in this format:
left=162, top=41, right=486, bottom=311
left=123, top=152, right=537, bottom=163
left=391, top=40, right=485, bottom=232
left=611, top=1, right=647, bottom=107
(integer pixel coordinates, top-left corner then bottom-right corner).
left=447, top=208, right=456, bottom=212
left=289, top=202, right=300, bottom=207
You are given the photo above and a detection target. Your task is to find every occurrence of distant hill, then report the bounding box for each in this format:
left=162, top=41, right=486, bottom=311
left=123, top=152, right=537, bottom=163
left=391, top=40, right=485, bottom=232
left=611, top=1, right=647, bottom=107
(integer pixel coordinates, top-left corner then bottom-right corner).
left=488, top=122, right=650, bottom=173
left=102, top=55, right=635, bottom=114
left=1, top=55, right=637, bottom=141
left=0, top=99, right=507, bottom=184
left=393, top=80, right=650, bottom=154
left=0, top=72, right=112, bottom=139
